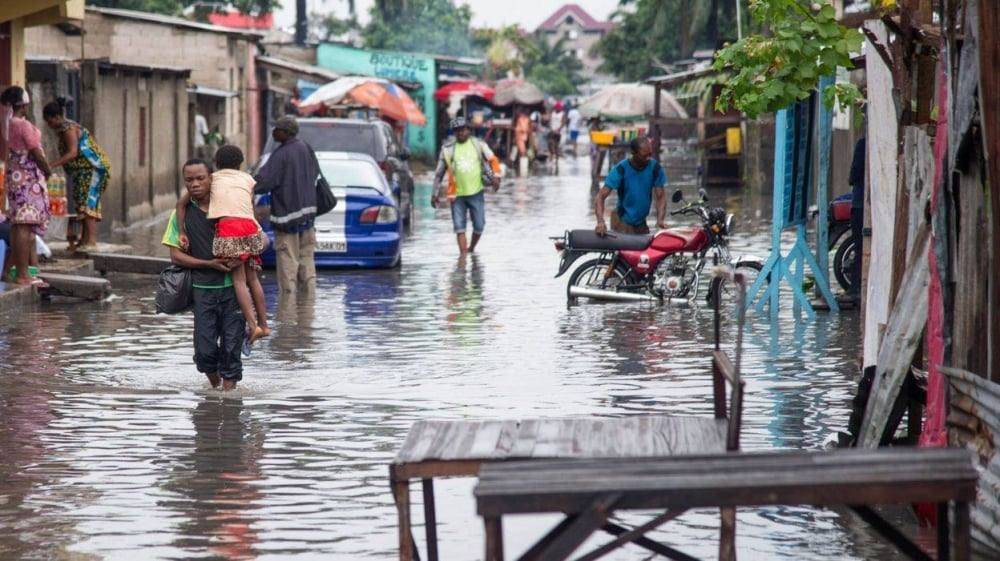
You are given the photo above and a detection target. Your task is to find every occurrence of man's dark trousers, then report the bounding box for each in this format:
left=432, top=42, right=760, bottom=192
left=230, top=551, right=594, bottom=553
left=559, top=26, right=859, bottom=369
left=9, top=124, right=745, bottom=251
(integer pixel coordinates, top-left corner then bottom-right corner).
left=192, top=287, right=245, bottom=382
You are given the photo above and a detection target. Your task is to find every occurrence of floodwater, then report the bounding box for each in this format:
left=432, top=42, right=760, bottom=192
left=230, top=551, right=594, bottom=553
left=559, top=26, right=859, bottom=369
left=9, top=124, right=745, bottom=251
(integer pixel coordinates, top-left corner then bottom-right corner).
left=0, top=154, right=917, bottom=560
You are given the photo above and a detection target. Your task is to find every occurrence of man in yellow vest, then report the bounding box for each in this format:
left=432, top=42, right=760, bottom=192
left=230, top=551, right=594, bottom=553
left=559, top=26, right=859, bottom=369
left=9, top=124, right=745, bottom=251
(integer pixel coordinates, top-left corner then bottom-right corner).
left=432, top=118, right=502, bottom=255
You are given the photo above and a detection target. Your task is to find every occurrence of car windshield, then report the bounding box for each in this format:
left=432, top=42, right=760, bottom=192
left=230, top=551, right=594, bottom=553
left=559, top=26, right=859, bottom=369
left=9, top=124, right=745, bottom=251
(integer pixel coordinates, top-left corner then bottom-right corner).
left=320, top=159, right=387, bottom=193
left=295, top=122, right=385, bottom=161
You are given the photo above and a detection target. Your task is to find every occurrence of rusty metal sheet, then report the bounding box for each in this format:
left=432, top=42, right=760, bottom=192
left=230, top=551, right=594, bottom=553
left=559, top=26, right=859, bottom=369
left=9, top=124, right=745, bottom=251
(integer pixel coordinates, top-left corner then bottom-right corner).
left=943, top=366, right=1000, bottom=554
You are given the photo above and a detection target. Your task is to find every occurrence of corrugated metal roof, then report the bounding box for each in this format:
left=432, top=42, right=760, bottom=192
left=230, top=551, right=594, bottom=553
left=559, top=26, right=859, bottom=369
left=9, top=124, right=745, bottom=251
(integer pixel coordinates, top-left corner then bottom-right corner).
left=88, top=6, right=265, bottom=39
left=257, top=55, right=340, bottom=82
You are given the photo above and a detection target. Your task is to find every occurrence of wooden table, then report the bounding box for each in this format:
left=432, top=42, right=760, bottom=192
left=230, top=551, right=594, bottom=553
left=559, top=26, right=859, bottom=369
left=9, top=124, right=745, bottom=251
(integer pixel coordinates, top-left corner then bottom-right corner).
left=389, top=415, right=732, bottom=561
left=475, top=447, right=978, bottom=561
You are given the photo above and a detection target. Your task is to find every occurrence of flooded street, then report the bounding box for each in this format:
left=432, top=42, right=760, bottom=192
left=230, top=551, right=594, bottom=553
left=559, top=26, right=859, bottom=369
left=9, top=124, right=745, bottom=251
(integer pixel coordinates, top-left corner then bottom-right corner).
left=1, top=155, right=908, bottom=560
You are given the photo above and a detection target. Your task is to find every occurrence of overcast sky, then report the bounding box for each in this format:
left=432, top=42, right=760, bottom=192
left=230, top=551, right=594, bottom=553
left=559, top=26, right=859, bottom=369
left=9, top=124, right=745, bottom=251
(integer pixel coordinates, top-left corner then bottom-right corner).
left=273, top=0, right=621, bottom=31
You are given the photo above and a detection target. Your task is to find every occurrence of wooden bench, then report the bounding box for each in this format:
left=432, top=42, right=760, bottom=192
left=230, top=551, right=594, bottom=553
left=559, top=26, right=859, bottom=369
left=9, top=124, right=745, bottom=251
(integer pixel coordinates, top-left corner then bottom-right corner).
left=474, top=447, right=978, bottom=561
left=390, top=275, right=748, bottom=561
left=389, top=350, right=744, bottom=561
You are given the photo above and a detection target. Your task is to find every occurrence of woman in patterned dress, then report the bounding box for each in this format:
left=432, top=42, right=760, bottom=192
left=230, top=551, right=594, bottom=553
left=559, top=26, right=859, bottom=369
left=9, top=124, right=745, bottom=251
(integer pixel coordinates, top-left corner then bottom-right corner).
left=1, top=86, right=52, bottom=286
left=44, top=98, right=111, bottom=250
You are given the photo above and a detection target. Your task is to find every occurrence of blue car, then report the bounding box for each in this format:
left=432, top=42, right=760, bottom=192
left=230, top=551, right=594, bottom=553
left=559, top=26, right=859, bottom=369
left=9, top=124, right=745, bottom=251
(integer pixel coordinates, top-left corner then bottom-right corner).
left=256, top=152, right=402, bottom=269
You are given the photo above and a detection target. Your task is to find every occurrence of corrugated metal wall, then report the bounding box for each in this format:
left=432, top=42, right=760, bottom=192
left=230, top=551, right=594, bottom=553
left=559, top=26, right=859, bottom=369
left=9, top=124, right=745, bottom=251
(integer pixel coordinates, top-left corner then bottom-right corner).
left=944, top=366, right=1000, bottom=556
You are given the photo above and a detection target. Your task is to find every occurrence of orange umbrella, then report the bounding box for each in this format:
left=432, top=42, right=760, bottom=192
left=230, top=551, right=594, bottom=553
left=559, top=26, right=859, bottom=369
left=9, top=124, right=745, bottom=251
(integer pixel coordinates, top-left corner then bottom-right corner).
left=346, top=80, right=426, bottom=125
left=299, top=77, right=426, bottom=126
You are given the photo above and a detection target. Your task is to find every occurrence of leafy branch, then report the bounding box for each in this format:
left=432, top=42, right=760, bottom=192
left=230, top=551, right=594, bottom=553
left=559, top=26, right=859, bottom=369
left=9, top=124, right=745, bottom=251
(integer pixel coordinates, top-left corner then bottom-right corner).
left=713, top=0, right=864, bottom=118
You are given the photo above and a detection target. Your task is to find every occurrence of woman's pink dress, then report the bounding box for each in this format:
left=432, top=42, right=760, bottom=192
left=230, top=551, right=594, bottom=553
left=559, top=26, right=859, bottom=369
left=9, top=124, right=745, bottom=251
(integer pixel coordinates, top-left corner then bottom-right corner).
left=5, top=117, right=50, bottom=236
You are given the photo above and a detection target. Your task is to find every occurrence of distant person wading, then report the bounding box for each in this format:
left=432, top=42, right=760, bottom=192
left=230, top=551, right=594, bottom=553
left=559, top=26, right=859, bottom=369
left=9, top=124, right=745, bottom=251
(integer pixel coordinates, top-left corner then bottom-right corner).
left=43, top=97, right=111, bottom=251
left=432, top=117, right=501, bottom=256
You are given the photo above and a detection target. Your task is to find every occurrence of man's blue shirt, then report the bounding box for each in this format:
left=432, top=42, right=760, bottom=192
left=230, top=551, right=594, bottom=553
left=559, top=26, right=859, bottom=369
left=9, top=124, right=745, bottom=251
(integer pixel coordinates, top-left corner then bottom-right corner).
left=604, top=159, right=667, bottom=226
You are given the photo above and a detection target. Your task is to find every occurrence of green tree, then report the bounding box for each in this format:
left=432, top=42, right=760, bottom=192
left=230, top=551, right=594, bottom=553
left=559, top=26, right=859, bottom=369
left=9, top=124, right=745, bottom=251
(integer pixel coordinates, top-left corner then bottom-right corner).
left=524, top=36, right=584, bottom=96
left=713, top=0, right=863, bottom=118
left=364, top=0, right=473, bottom=57
left=319, top=13, right=359, bottom=40
left=593, top=0, right=741, bottom=81
left=87, top=0, right=281, bottom=17
left=473, top=26, right=535, bottom=79
left=88, top=0, right=183, bottom=14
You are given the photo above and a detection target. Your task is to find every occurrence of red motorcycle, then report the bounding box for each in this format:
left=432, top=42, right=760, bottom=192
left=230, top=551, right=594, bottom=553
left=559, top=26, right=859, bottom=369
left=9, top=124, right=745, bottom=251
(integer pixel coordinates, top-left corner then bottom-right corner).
left=553, top=189, right=763, bottom=305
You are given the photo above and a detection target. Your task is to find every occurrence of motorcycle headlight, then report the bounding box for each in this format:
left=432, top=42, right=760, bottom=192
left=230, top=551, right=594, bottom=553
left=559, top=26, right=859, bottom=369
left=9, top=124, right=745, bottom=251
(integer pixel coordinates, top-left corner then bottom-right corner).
left=725, top=213, right=735, bottom=235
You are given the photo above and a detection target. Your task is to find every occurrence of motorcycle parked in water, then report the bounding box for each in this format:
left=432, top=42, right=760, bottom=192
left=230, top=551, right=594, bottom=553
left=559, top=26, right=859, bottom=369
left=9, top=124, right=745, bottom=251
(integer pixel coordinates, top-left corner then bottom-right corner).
left=553, top=189, right=764, bottom=305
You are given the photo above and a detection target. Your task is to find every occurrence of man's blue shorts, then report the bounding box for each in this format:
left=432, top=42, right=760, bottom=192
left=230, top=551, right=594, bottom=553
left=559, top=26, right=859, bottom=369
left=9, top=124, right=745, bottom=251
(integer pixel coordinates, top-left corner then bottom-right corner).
left=569, top=130, right=580, bottom=141
left=451, top=191, right=486, bottom=234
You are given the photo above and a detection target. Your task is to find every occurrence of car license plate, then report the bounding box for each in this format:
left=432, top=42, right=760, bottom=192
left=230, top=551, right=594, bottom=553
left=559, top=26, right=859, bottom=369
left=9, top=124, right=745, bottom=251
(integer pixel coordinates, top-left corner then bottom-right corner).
left=317, top=240, right=346, bottom=252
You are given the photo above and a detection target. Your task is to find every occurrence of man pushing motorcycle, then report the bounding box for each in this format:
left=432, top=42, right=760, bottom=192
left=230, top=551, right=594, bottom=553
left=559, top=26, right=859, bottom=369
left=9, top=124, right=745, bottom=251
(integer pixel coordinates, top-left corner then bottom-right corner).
left=594, top=136, right=668, bottom=236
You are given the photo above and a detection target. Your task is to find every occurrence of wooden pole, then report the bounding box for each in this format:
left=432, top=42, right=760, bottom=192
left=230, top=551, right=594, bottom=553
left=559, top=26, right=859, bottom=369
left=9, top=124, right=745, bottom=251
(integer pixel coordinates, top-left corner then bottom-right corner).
left=978, top=0, right=1000, bottom=382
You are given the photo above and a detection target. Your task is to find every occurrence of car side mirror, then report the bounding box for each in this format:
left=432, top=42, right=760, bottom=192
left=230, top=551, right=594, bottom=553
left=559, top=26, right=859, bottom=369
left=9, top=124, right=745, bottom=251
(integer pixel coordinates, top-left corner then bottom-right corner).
left=671, top=189, right=683, bottom=203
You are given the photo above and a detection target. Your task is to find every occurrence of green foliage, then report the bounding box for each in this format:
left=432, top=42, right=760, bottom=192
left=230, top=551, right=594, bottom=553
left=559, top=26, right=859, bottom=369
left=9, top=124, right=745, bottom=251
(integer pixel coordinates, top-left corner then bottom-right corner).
left=713, top=0, right=864, bottom=118
left=523, top=36, right=584, bottom=96
left=319, top=14, right=359, bottom=40
left=594, top=0, right=741, bottom=82
left=87, top=0, right=281, bottom=16
left=230, top=0, right=282, bottom=16
left=364, top=0, right=473, bottom=57
left=87, top=0, right=183, bottom=15
left=472, top=26, right=536, bottom=78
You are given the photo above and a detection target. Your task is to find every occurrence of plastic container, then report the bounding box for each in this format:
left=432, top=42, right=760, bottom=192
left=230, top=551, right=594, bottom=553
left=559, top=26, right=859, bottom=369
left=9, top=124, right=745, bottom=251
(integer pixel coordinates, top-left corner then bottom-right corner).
left=590, top=131, right=615, bottom=146
left=726, top=127, right=742, bottom=155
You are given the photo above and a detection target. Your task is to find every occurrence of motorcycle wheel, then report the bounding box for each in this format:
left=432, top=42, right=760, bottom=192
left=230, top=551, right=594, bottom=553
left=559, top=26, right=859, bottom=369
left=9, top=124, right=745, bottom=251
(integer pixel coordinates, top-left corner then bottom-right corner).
left=828, top=224, right=852, bottom=291
left=833, top=236, right=857, bottom=293
left=566, top=258, right=634, bottom=303
left=707, top=261, right=763, bottom=309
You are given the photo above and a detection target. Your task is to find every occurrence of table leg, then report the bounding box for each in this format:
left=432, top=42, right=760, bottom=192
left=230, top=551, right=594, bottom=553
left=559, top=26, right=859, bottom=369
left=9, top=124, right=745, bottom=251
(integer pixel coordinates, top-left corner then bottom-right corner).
left=953, top=502, right=970, bottom=561
left=936, top=503, right=950, bottom=561
left=720, top=506, right=737, bottom=561
left=422, top=478, right=439, bottom=561
left=485, top=516, right=504, bottom=561
left=393, top=477, right=416, bottom=561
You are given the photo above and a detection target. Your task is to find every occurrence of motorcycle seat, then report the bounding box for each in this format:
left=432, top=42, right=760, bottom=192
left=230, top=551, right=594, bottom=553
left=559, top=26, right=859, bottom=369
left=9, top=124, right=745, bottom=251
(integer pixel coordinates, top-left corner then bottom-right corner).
left=567, top=229, right=653, bottom=251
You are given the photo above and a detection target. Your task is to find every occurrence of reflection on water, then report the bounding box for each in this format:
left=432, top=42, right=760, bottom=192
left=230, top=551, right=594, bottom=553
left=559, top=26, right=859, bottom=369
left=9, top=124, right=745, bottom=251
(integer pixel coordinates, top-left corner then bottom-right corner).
left=0, top=155, right=906, bottom=560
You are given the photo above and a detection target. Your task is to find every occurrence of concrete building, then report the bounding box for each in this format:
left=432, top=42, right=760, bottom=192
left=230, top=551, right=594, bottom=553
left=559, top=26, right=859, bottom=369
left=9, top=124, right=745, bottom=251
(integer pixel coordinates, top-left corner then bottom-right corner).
left=24, top=58, right=190, bottom=232
left=25, top=6, right=264, bottom=161
left=535, top=4, right=612, bottom=81
left=0, top=1, right=83, bottom=86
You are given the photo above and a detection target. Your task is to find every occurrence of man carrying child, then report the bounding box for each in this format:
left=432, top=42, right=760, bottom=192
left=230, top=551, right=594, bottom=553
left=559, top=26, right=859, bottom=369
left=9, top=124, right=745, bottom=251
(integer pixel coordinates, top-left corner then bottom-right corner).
left=162, top=158, right=245, bottom=391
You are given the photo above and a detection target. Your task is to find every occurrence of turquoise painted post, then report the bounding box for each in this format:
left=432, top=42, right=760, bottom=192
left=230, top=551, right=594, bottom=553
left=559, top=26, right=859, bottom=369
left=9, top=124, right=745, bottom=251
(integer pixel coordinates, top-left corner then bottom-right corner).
left=748, top=98, right=840, bottom=318
left=746, top=109, right=787, bottom=315
left=815, top=75, right=834, bottom=298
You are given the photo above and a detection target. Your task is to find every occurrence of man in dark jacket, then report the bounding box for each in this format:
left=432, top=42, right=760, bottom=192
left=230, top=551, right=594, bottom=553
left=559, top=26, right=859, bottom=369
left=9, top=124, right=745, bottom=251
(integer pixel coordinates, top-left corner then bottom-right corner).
left=848, top=136, right=865, bottom=298
left=254, top=115, right=319, bottom=293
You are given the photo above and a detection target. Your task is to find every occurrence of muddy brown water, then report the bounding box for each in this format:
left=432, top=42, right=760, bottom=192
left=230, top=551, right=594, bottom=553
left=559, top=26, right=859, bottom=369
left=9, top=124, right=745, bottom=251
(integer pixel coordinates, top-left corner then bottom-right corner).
left=0, top=155, right=917, bottom=560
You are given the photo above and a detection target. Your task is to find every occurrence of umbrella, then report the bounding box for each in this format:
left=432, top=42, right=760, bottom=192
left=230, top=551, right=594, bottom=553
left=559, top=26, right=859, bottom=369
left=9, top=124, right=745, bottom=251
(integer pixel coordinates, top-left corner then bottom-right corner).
left=434, top=81, right=495, bottom=102
left=299, top=77, right=427, bottom=125
left=579, top=83, right=688, bottom=121
left=492, top=79, right=545, bottom=106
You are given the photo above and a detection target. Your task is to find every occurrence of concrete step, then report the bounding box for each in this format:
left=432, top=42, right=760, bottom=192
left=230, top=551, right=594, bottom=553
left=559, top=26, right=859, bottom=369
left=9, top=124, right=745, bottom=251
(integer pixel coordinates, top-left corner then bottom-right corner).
left=37, top=272, right=111, bottom=301
left=0, top=282, right=38, bottom=314
left=90, top=253, right=170, bottom=275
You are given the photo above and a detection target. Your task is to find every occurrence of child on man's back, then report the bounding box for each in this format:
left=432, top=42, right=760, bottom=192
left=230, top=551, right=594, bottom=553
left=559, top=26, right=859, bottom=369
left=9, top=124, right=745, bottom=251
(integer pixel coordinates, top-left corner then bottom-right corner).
left=177, top=145, right=269, bottom=346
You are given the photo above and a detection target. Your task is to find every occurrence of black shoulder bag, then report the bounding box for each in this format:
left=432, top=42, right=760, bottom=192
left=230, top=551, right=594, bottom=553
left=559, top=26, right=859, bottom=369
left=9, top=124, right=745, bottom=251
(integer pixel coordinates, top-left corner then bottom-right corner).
left=309, top=145, right=338, bottom=216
